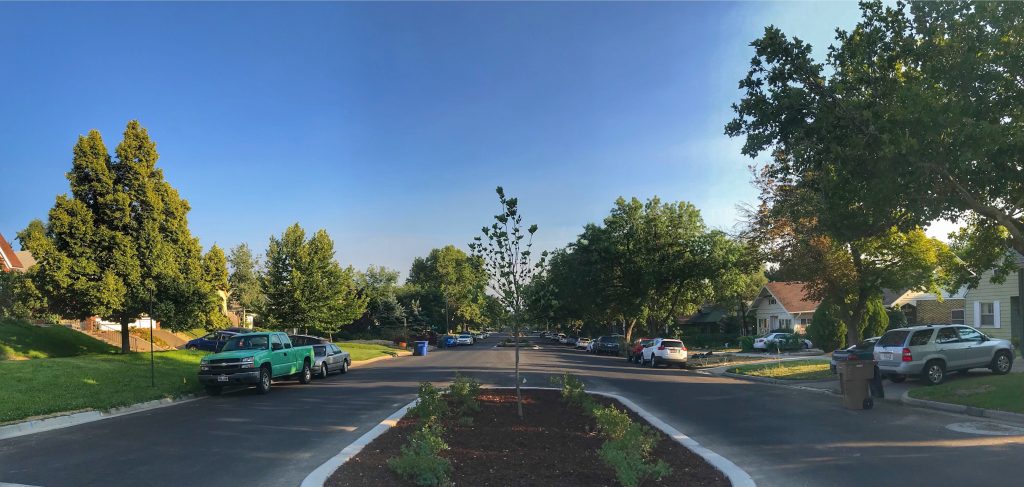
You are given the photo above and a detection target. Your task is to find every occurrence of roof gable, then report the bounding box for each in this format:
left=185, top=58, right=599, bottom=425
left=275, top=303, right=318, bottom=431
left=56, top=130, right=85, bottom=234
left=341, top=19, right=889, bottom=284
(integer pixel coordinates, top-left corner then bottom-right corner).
left=0, top=233, right=23, bottom=271
left=760, top=281, right=820, bottom=314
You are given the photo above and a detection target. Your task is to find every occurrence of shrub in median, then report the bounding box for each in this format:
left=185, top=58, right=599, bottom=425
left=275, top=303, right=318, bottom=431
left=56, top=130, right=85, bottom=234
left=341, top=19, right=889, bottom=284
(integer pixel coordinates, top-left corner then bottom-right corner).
left=599, top=420, right=672, bottom=487
left=409, top=382, right=448, bottom=422
left=448, top=373, right=481, bottom=417
left=387, top=422, right=452, bottom=487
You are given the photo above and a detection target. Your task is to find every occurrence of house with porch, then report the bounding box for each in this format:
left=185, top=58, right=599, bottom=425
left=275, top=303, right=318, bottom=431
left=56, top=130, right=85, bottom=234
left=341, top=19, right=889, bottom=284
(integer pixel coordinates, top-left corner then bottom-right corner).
left=751, top=282, right=821, bottom=335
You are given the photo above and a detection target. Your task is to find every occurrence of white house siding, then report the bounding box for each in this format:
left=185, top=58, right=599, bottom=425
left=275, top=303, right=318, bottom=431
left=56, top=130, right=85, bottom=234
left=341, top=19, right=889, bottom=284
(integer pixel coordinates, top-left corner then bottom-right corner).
left=755, top=299, right=796, bottom=334
left=965, top=268, right=1018, bottom=341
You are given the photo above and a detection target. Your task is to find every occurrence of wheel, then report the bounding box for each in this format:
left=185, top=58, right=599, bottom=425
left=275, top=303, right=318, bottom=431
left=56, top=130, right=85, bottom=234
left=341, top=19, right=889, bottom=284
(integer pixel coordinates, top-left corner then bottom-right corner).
left=923, top=360, right=945, bottom=386
left=341, top=359, right=349, bottom=374
left=863, top=397, right=874, bottom=410
left=257, top=366, right=272, bottom=394
left=319, top=362, right=329, bottom=379
left=991, top=351, right=1013, bottom=375
left=299, top=361, right=312, bottom=384
left=651, top=356, right=659, bottom=368
left=205, top=385, right=222, bottom=396
left=887, top=374, right=907, bottom=383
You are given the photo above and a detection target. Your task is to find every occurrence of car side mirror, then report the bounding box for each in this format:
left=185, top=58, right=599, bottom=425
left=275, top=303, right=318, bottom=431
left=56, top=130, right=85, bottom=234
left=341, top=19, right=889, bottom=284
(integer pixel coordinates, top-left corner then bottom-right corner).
left=272, top=343, right=283, bottom=351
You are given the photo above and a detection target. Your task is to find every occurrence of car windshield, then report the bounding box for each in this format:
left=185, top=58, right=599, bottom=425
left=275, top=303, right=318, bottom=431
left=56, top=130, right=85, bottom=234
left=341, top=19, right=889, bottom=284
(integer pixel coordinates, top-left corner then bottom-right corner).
left=878, top=330, right=910, bottom=347
left=313, top=345, right=327, bottom=356
left=661, top=340, right=683, bottom=348
left=222, top=335, right=269, bottom=351
left=600, top=336, right=618, bottom=343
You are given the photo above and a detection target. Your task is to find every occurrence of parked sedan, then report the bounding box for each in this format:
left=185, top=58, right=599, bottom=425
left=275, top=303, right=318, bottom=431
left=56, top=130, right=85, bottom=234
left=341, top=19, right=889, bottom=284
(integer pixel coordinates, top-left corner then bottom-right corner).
left=313, top=343, right=351, bottom=378
left=639, top=338, right=688, bottom=368
left=830, top=337, right=879, bottom=374
left=575, top=337, right=592, bottom=350
left=753, top=333, right=812, bottom=351
left=456, top=333, right=475, bottom=346
left=184, top=331, right=238, bottom=352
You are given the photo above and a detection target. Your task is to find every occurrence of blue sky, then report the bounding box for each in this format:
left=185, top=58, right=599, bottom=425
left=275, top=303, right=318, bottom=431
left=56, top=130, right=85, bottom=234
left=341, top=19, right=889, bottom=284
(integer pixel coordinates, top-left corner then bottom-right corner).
left=0, top=1, right=869, bottom=276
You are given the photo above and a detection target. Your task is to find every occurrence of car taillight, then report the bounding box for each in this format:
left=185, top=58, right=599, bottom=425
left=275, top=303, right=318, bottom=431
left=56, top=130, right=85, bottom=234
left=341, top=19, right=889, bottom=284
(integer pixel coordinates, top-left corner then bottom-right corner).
left=657, top=345, right=665, bottom=350
left=681, top=346, right=687, bottom=351
left=902, top=347, right=913, bottom=362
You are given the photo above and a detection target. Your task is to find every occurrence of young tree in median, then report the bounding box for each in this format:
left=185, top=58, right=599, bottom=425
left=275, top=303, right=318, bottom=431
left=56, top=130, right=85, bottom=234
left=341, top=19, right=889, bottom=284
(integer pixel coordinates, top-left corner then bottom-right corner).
left=262, top=224, right=366, bottom=339
left=19, top=121, right=221, bottom=351
left=469, top=186, right=547, bottom=420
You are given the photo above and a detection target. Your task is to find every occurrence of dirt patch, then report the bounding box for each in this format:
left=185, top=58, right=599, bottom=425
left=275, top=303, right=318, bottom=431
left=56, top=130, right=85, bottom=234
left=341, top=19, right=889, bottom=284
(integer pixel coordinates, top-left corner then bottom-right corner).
left=327, top=389, right=728, bottom=487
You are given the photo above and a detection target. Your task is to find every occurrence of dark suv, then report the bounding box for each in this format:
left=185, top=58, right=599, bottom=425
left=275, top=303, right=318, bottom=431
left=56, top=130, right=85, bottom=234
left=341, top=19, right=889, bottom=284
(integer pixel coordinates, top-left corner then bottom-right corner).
left=594, top=335, right=623, bottom=355
left=874, top=324, right=1014, bottom=385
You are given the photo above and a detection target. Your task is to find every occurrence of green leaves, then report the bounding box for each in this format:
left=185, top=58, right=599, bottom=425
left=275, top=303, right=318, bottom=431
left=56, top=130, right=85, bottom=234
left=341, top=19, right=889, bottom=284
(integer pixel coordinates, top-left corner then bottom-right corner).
left=262, top=224, right=366, bottom=338
left=20, top=121, right=222, bottom=344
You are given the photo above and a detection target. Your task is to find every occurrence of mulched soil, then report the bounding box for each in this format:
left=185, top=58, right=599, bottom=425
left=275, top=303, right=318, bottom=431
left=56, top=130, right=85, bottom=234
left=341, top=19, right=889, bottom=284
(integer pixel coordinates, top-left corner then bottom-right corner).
left=328, top=389, right=729, bottom=487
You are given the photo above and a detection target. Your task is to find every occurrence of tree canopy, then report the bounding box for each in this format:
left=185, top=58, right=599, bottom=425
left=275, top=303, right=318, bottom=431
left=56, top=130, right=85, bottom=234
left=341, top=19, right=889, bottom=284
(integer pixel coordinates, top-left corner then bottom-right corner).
left=19, top=121, right=224, bottom=350
left=405, top=245, right=487, bottom=333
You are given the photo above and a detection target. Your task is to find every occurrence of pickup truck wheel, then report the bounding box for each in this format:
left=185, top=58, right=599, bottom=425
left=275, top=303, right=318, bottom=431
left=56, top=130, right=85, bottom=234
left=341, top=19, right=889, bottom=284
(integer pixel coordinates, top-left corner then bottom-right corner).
left=205, top=386, right=222, bottom=396
left=299, top=361, right=312, bottom=384
left=341, top=359, right=349, bottom=374
left=257, top=366, right=272, bottom=394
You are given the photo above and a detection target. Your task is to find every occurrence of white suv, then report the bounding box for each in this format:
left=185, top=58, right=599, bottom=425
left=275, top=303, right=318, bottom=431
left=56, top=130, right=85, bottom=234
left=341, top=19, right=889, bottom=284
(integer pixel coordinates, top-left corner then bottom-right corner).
left=640, top=338, right=688, bottom=368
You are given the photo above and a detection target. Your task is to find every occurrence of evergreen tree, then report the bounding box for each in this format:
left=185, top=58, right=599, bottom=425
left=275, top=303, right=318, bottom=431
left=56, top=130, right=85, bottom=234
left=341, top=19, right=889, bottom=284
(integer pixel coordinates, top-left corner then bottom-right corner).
left=228, top=243, right=265, bottom=323
left=20, top=121, right=221, bottom=351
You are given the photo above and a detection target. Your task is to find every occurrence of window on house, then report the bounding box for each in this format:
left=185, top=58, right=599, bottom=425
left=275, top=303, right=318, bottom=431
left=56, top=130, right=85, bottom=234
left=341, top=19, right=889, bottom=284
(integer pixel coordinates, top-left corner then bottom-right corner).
left=768, top=298, right=777, bottom=305
left=800, top=318, right=810, bottom=326
left=951, top=309, right=965, bottom=325
left=980, top=302, right=995, bottom=326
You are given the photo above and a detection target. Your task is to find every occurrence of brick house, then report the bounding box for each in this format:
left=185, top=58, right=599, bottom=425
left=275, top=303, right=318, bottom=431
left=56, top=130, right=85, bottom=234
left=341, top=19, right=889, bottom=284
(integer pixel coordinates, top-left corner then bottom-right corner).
left=887, top=287, right=967, bottom=326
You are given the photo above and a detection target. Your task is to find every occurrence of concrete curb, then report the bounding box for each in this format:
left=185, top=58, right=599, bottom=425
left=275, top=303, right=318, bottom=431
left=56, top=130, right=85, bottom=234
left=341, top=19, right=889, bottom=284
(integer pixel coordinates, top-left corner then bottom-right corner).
left=300, top=385, right=755, bottom=487
left=0, top=395, right=203, bottom=441
left=1, top=352, right=411, bottom=442
left=300, top=398, right=419, bottom=487
left=348, top=351, right=411, bottom=368
left=900, top=391, right=1024, bottom=425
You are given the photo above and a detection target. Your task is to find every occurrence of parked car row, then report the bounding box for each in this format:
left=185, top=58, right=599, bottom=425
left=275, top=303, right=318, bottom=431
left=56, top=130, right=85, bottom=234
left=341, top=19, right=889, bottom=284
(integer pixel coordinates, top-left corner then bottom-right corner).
left=196, top=331, right=352, bottom=395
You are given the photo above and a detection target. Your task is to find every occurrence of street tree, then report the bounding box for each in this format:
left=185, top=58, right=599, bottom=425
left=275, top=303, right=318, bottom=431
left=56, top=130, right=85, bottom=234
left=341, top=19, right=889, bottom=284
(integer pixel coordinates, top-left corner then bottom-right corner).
left=469, top=186, right=546, bottom=420
left=262, top=224, right=366, bottom=339
left=405, top=245, right=487, bottom=333
left=228, top=243, right=265, bottom=323
left=201, top=244, right=231, bottom=329
left=19, top=121, right=220, bottom=351
left=726, top=1, right=1024, bottom=286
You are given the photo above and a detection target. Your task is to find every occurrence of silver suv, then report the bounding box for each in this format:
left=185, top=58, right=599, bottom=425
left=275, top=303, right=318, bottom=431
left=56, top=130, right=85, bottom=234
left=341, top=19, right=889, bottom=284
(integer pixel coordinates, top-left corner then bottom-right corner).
left=874, top=325, right=1014, bottom=385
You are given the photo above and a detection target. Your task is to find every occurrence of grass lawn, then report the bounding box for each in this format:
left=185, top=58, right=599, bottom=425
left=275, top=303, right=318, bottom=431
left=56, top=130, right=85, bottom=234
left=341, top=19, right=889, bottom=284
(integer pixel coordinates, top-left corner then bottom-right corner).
left=335, top=341, right=406, bottom=362
left=0, top=350, right=206, bottom=423
left=908, top=374, right=1024, bottom=414
left=0, top=319, right=116, bottom=360
left=727, top=359, right=833, bottom=380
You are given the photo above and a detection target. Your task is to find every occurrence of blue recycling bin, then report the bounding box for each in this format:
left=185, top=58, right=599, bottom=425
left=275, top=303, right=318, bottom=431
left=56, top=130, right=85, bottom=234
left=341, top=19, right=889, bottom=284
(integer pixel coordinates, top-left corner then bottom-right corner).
left=414, top=341, right=429, bottom=356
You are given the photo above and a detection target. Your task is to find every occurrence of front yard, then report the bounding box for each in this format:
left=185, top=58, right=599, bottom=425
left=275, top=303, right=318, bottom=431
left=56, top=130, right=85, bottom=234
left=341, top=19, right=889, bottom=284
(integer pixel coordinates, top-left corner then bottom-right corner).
left=908, top=374, right=1024, bottom=414
left=335, top=341, right=407, bottom=361
left=727, top=359, right=833, bottom=380
left=0, top=350, right=206, bottom=423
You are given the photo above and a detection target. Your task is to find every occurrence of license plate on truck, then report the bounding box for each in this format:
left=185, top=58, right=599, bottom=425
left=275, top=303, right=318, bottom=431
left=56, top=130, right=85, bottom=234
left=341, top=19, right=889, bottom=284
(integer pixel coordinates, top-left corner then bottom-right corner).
left=217, top=375, right=229, bottom=382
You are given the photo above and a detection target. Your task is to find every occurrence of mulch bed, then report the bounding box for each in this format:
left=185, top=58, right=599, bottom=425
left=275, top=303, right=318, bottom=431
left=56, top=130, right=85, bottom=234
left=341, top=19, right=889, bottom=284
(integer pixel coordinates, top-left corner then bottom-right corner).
left=327, top=389, right=729, bottom=487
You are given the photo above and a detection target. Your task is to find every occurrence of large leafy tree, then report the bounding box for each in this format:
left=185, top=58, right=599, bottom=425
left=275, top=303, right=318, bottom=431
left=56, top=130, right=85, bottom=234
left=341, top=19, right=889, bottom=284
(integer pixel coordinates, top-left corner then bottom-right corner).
left=19, top=121, right=220, bottom=351
left=405, top=245, right=487, bottom=333
left=201, top=245, right=231, bottom=329
left=727, top=1, right=1024, bottom=283
left=261, top=224, right=366, bottom=339
left=228, top=243, right=265, bottom=323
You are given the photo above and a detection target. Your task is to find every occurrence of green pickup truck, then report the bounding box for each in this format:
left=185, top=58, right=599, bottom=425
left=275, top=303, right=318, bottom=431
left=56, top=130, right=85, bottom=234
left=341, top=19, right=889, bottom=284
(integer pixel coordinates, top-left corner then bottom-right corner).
left=198, top=332, right=315, bottom=395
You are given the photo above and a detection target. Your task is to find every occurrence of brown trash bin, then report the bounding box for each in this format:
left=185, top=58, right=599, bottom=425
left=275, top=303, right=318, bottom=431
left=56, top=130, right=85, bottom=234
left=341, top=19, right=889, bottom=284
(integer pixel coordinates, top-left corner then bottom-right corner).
left=838, top=359, right=875, bottom=410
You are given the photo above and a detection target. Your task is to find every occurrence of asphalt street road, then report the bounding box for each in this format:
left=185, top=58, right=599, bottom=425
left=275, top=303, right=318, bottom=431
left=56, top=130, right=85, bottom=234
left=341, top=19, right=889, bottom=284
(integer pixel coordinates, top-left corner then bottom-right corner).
left=3, top=336, right=1023, bottom=487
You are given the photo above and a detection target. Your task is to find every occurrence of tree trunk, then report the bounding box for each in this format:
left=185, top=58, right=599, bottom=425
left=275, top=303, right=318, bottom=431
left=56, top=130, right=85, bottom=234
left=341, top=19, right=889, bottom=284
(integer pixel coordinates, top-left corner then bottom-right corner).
left=120, top=317, right=131, bottom=354
left=845, top=290, right=870, bottom=348
left=514, top=322, right=523, bottom=420
left=624, top=318, right=637, bottom=343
